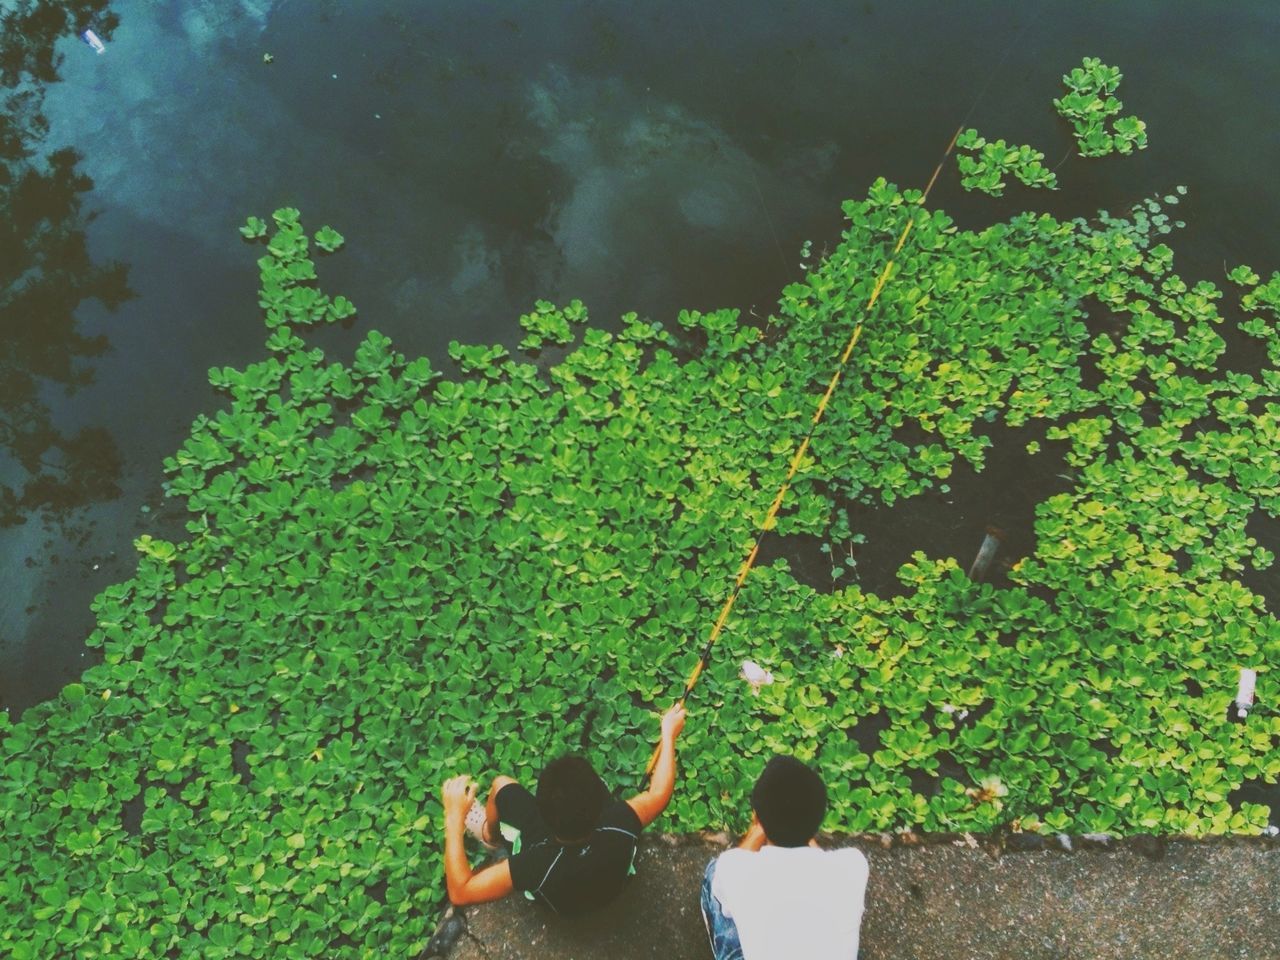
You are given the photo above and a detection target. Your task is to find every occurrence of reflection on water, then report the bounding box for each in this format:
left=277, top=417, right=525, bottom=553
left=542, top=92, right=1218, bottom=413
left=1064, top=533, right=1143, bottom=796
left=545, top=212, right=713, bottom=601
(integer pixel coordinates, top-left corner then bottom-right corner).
left=1, top=0, right=130, bottom=711
left=0, top=141, right=130, bottom=524
left=1, top=1, right=130, bottom=525
left=0, top=0, right=117, bottom=84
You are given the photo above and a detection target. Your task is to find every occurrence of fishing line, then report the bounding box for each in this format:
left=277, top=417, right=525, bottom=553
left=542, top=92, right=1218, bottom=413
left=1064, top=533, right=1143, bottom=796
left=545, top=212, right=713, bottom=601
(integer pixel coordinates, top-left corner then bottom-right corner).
left=748, top=160, right=790, bottom=273
left=644, top=124, right=963, bottom=776
left=957, top=9, right=1040, bottom=130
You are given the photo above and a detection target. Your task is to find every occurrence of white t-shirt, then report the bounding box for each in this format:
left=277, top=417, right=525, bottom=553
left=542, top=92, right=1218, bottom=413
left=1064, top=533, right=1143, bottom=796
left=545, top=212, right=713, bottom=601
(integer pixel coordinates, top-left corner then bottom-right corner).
left=710, top=846, right=870, bottom=960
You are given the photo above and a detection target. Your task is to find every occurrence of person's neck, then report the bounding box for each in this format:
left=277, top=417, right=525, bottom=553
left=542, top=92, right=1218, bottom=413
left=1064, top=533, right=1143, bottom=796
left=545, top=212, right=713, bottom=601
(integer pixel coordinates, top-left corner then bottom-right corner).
left=763, top=839, right=822, bottom=849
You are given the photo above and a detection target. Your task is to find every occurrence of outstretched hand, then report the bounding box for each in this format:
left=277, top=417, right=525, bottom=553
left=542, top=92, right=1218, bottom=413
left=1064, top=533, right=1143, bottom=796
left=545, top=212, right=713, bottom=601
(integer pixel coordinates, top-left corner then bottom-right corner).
left=442, top=774, right=477, bottom=824
left=660, top=702, right=687, bottom=742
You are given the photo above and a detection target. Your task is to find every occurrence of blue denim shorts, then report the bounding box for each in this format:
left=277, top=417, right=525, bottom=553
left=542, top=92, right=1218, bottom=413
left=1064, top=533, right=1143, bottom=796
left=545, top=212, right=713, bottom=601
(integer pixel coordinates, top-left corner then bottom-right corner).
left=701, top=859, right=745, bottom=960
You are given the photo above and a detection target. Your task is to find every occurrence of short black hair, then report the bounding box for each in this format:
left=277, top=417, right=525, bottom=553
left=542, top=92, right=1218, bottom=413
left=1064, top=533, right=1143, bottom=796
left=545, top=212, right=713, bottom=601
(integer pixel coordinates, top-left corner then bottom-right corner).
left=537, top=755, right=611, bottom=840
left=751, top=754, right=827, bottom=847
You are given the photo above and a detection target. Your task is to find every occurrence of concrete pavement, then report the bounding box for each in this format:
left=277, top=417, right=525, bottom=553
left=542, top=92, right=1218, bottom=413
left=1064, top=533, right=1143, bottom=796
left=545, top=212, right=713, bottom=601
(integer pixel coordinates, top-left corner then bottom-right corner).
left=426, top=833, right=1279, bottom=960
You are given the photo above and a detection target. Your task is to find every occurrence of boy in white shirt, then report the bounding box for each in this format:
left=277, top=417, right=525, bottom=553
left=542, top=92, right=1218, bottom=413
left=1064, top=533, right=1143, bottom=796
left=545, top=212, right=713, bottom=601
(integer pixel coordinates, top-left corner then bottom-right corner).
left=701, top=755, right=870, bottom=960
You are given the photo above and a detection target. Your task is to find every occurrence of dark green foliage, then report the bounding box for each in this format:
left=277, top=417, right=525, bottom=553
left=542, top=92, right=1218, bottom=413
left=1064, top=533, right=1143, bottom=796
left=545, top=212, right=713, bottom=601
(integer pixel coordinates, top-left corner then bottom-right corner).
left=955, top=128, right=1058, bottom=196
left=1054, top=57, right=1149, bottom=157
left=2, top=181, right=1278, bottom=955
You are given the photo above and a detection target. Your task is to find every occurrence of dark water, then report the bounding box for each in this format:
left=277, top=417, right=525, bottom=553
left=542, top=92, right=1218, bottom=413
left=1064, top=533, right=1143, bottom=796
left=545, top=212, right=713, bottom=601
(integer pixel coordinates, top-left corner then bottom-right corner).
left=2, top=0, right=1279, bottom=714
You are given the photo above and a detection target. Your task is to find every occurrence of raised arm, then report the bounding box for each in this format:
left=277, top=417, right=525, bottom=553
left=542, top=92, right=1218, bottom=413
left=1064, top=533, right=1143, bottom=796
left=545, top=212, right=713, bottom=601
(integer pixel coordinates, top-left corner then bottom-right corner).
left=626, top=704, right=686, bottom=828
left=442, top=775, right=515, bottom=906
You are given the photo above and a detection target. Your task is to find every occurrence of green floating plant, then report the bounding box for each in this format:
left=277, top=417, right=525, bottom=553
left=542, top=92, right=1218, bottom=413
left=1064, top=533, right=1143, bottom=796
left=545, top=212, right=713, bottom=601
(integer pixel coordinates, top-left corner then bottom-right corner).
left=245, top=209, right=356, bottom=329
left=518, top=298, right=588, bottom=350
left=955, top=128, right=1059, bottom=196
left=1054, top=56, right=1148, bottom=157
left=239, top=215, right=267, bottom=240
left=314, top=225, right=345, bottom=253
left=1229, top=264, right=1261, bottom=288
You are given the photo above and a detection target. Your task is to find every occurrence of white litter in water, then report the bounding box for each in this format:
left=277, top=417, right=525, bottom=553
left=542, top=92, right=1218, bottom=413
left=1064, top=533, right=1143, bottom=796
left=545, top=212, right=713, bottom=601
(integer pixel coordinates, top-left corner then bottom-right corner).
left=1236, top=668, right=1257, bottom=719
left=81, top=29, right=106, bottom=54
left=740, top=660, right=774, bottom=693
left=941, top=703, right=970, bottom=721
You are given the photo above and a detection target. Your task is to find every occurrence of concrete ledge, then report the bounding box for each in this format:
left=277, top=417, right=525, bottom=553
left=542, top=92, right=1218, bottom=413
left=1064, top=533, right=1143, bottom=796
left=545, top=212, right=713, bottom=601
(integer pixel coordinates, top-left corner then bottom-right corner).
left=429, top=834, right=1279, bottom=960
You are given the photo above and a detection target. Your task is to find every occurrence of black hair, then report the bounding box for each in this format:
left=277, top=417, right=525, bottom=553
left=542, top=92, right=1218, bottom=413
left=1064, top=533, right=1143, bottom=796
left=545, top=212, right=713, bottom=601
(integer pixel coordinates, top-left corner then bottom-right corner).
left=537, top=755, right=611, bottom=840
left=751, top=754, right=827, bottom=847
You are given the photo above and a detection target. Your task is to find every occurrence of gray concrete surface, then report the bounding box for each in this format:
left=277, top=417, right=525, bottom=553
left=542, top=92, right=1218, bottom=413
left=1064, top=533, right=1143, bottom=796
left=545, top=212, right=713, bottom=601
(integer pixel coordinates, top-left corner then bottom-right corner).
left=434, top=835, right=1279, bottom=960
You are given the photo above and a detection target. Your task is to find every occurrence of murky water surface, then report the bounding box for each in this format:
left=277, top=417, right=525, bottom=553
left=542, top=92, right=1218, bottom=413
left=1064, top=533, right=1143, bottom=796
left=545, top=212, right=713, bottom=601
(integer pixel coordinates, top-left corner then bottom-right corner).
left=2, top=0, right=1278, bottom=712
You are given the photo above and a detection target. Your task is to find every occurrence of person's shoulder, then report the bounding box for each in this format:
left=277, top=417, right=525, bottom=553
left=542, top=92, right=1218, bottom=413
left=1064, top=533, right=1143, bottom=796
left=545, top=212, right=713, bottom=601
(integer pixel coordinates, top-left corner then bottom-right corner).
left=828, top=846, right=870, bottom=878
left=713, top=846, right=770, bottom=881
left=597, top=798, right=642, bottom=837
left=709, top=847, right=758, bottom=890
left=715, top=847, right=755, bottom=866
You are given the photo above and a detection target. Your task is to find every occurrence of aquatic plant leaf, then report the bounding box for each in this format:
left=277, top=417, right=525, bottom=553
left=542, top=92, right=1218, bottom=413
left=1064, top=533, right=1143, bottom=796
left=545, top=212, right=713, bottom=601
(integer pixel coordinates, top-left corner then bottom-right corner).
left=314, top=225, right=345, bottom=253
left=239, top=216, right=268, bottom=239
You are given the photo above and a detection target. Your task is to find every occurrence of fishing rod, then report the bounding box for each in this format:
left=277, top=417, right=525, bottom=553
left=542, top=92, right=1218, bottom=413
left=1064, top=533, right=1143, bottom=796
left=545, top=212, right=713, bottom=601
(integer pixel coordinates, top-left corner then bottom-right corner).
left=645, top=124, right=964, bottom=776
left=638, top=15, right=1047, bottom=775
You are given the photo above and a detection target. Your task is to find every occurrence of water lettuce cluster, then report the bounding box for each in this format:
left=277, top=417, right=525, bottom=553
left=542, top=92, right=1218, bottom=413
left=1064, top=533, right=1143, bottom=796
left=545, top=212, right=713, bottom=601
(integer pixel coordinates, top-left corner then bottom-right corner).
left=954, top=128, right=1058, bottom=196
left=956, top=55, right=1151, bottom=199
left=1054, top=56, right=1149, bottom=158
left=2, top=178, right=1278, bottom=955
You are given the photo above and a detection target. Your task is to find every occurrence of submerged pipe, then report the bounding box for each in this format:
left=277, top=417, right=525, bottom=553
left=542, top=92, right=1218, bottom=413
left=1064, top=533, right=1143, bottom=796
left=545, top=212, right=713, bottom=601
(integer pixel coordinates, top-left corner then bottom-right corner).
left=967, top=527, right=1005, bottom=582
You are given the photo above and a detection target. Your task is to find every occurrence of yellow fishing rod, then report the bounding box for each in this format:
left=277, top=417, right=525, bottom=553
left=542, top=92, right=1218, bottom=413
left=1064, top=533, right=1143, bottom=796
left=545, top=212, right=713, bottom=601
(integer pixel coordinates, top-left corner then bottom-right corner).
left=646, top=125, right=963, bottom=775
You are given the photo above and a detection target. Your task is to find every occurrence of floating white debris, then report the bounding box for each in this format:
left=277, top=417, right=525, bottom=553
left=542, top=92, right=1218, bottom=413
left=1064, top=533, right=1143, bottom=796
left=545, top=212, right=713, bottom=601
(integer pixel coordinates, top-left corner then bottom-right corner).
left=1235, top=668, right=1257, bottom=721
left=81, top=29, right=106, bottom=54
left=941, top=703, right=970, bottom=721
left=740, top=659, right=774, bottom=693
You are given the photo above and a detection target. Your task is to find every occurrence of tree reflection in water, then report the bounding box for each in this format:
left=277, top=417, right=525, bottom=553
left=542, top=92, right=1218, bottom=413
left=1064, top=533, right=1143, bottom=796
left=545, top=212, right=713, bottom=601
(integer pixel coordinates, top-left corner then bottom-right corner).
left=1, top=0, right=130, bottom=526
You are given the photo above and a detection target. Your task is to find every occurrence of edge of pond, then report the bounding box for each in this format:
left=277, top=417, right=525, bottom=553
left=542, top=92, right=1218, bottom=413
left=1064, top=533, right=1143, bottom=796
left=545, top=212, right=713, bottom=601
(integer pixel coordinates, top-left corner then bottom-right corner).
left=425, top=831, right=1280, bottom=960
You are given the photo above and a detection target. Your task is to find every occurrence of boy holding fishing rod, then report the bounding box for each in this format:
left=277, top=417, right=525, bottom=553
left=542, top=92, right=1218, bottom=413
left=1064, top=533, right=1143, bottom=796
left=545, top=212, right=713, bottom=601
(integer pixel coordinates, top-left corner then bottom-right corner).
left=440, top=703, right=686, bottom=913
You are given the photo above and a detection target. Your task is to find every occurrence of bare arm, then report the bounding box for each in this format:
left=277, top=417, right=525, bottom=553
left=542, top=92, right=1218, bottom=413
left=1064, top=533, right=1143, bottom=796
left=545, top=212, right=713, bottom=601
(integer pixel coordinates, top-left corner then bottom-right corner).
left=627, top=704, right=686, bottom=829
left=738, top=816, right=767, bottom=851
left=442, top=775, right=515, bottom=906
